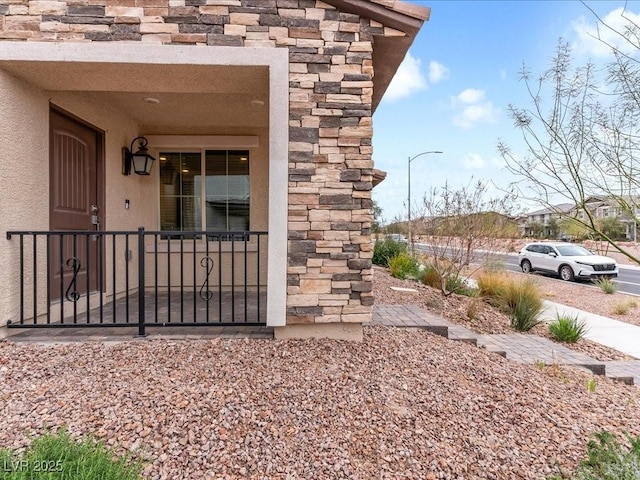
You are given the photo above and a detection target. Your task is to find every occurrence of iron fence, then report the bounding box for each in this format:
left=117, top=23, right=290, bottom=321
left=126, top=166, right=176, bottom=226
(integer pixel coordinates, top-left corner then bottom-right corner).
left=5, top=228, right=268, bottom=335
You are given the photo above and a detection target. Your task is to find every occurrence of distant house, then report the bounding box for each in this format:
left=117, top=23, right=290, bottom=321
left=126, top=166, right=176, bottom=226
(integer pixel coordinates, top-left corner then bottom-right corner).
left=519, top=203, right=573, bottom=238
left=572, top=195, right=640, bottom=240
left=0, top=0, right=432, bottom=341
left=522, top=196, right=640, bottom=240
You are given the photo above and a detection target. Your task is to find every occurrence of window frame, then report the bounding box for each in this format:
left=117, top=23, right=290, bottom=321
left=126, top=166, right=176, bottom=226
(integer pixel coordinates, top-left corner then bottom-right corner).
left=156, top=147, right=254, bottom=248
left=202, top=149, right=251, bottom=234
left=146, top=135, right=260, bottom=251
left=157, top=147, right=253, bottom=236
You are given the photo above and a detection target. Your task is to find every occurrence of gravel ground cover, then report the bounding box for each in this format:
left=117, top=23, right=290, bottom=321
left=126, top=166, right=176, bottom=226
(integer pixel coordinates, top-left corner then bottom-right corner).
left=1, top=330, right=640, bottom=479
left=372, top=266, right=632, bottom=361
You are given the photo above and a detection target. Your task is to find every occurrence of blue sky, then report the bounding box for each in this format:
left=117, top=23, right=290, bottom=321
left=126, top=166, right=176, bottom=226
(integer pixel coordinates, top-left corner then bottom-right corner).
left=371, top=0, right=640, bottom=224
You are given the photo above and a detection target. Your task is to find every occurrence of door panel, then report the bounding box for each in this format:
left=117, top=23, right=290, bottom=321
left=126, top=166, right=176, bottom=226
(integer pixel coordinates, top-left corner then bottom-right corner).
left=537, top=246, right=555, bottom=271
left=49, top=109, right=102, bottom=301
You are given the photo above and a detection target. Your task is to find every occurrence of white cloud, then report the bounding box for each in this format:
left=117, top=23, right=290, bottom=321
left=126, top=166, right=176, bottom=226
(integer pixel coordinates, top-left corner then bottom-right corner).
left=453, top=88, right=485, bottom=105
left=450, top=88, right=498, bottom=129
left=429, top=61, right=450, bottom=83
left=462, top=153, right=485, bottom=169
left=453, top=102, right=498, bottom=129
left=384, top=52, right=428, bottom=101
left=572, top=7, right=640, bottom=57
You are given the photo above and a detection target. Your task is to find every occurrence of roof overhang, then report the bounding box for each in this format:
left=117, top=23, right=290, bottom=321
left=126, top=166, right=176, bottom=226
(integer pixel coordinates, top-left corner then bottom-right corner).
left=324, top=0, right=431, bottom=111
left=0, top=43, right=279, bottom=132
left=372, top=168, right=387, bottom=187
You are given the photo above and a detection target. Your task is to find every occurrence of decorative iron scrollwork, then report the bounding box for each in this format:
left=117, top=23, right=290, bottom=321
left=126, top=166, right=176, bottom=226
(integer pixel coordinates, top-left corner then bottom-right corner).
left=199, top=256, right=214, bottom=301
left=64, top=257, right=81, bottom=302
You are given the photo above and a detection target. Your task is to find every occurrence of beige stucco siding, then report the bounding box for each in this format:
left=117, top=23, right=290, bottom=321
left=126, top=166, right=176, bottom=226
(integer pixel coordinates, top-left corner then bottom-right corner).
left=0, top=69, right=49, bottom=325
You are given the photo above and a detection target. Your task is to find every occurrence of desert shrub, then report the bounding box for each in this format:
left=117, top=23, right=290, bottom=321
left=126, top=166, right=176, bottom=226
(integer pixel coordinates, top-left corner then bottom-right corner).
left=466, top=298, right=482, bottom=320
left=593, top=277, right=618, bottom=294
left=500, top=278, right=543, bottom=331
left=548, top=314, right=588, bottom=343
left=419, top=264, right=441, bottom=289
left=388, top=253, right=419, bottom=280
left=612, top=300, right=637, bottom=315
left=477, top=271, right=509, bottom=304
left=554, top=431, right=640, bottom=480
left=445, top=274, right=466, bottom=294
left=0, top=429, right=143, bottom=480
left=373, top=238, right=407, bottom=268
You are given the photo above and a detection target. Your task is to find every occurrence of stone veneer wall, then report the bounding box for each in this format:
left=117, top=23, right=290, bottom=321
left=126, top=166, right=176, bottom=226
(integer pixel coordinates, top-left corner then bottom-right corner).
left=0, top=0, right=405, bottom=327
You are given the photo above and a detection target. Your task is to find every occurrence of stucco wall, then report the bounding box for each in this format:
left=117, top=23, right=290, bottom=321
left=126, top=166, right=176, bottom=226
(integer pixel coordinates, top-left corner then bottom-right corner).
left=0, top=70, right=49, bottom=325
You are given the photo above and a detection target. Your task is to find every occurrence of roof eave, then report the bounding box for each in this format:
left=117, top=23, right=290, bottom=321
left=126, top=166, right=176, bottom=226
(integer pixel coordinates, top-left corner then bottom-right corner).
left=372, top=168, right=387, bottom=187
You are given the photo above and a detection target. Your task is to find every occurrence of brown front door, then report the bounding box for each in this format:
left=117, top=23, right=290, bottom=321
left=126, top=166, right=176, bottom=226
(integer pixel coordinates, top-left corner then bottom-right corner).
left=49, top=108, right=104, bottom=301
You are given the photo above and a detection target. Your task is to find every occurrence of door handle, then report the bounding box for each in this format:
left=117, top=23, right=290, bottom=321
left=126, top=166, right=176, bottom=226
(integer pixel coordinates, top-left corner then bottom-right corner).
left=91, top=204, right=100, bottom=236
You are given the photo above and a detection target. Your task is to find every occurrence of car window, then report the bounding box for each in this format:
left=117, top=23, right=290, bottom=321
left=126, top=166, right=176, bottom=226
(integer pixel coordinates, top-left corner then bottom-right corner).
left=555, top=245, right=592, bottom=256
left=525, top=245, right=537, bottom=253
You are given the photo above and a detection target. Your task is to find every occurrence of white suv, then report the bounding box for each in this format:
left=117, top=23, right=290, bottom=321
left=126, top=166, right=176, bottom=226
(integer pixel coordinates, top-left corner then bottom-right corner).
left=518, top=242, right=618, bottom=281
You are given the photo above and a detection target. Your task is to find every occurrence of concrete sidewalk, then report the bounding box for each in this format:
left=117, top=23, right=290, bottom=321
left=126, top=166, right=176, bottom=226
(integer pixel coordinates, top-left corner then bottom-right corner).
left=540, top=300, right=640, bottom=359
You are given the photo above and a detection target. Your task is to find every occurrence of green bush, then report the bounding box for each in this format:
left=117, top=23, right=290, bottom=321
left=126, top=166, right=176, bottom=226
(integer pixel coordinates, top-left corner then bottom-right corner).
left=593, top=277, right=618, bottom=294
left=548, top=314, right=588, bottom=343
left=388, top=253, right=419, bottom=280
left=500, top=279, right=543, bottom=331
left=373, top=238, right=407, bottom=268
left=445, top=275, right=478, bottom=297
left=0, top=429, right=143, bottom=480
left=551, top=431, right=640, bottom=480
left=419, top=264, right=441, bottom=289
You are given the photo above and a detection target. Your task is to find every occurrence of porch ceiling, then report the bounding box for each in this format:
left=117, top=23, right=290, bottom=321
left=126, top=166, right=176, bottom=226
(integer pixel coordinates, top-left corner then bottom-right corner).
left=0, top=61, right=269, bottom=131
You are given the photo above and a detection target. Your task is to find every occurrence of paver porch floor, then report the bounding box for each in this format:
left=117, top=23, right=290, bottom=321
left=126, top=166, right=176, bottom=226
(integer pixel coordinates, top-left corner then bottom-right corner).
left=5, top=290, right=270, bottom=343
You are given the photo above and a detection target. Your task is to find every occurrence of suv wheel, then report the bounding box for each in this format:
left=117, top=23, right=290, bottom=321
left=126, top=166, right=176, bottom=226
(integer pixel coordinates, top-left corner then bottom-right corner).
left=559, top=265, right=574, bottom=282
left=521, top=260, right=532, bottom=274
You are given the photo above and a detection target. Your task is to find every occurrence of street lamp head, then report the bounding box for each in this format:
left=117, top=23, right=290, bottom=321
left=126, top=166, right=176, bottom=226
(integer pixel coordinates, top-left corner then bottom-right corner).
left=409, top=150, right=443, bottom=163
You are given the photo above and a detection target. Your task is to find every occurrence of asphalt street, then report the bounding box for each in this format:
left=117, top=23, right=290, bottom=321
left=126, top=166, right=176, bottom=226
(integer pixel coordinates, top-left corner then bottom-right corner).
left=413, top=242, right=640, bottom=296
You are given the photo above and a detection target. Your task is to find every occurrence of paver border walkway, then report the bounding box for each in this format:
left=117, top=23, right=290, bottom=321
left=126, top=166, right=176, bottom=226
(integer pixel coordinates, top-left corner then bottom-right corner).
left=373, top=304, right=640, bottom=386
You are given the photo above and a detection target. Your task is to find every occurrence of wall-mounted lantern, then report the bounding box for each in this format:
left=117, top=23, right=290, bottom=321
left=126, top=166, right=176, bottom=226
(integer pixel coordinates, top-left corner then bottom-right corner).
left=122, top=136, right=155, bottom=176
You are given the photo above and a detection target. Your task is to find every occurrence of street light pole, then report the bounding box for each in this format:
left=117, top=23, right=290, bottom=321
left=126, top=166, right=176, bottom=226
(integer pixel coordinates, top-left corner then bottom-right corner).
left=407, top=150, right=443, bottom=254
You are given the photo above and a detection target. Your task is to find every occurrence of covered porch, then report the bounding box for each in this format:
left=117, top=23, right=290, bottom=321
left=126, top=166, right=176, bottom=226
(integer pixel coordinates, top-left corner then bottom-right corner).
left=0, top=43, right=288, bottom=333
